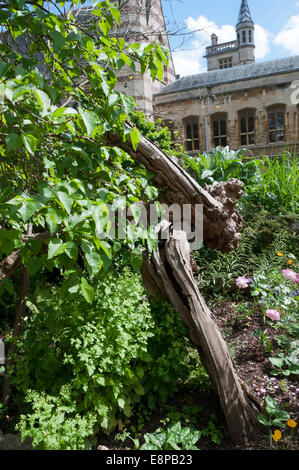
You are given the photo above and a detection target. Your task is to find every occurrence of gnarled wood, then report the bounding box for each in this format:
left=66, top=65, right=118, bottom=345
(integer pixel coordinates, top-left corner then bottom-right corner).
left=142, top=229, right=263, bottom=445
left=108, top=123, right=244, bottom=253
left=110, top=125, right=263, bottom=444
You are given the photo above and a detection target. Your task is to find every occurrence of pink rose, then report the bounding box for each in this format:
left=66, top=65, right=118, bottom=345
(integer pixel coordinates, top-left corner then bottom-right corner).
left=266, top=309, right=280, bottom=321
left=236, top=276, right=251, bottom=288
left=282, top=269, right=299, bottom=283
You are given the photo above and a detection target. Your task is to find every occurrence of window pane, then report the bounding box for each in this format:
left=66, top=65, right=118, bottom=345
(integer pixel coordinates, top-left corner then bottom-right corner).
left=186, top=123, right=192, bottom=139
left=249, top=133, right=255, bottom=145
left=194, top=140, right=200, bottom=150
left=277, top=113, right=284, bottom=129
left=221, top=137, right=227, bottom=147
left=269, top=132, right=276, bottom=143
left=240, top=117, right=247, bottom=134
left=241, top=134, right=247, bottom=145
left=214, top=138, right=219, bottom=147
left=248, top=116, right=254, bottom=132
left=269, top=113, right=276, bottom=130
left=186, top=140, right=193, bottom=151
left=193, top=123, right=199, bottom=139
left=213, top=121, right=219, bottom=137
left=242, top=31, right=246, bottom=43
left=220, top=119, right=226, bottom=136
left=278, top=131, right=284, bottom=142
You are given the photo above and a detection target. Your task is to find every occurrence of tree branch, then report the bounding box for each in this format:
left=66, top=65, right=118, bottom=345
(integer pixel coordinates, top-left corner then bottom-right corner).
left=0, top=231, right=50, bottom=282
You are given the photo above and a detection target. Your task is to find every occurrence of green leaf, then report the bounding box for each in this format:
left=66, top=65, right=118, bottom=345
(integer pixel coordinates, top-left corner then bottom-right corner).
left=80, top=277, right=94, bottom=304
left=22, top=134, right=38, bottom=155
left=57, top=191, right=73, bottom=215
left=85, top=251, right=102, bottom=276
left=79, top=108, right=98, bottom=136
left=26, top=256, right=42, bottom=276
left=130, top=127, right=140, bottom=151
left=5, top=133, right=22, bottom=152
left=64, top=242, right=78, bottom=260
left=34, top=89, right=51, bottom=111
left=110, top=7, right=120, bottom=25
left=48, top=238, right=65, bottom=259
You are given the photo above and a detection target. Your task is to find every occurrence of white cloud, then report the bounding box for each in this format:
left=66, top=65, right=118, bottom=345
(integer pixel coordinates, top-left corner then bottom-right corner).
left=172, top=15, right=271, bottom=77
left=274, top=14, right=299, bottom=54
left=254, top=24, right=271, bottom=59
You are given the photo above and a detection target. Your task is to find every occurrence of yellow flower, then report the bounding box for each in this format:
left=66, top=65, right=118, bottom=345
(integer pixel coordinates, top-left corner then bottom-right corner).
left=277, top=252, right=283, bottom=257
left=272, top=430, right=282, bottom=442
left=287, top=419, right=297, bottom=428
left=287, top=260, right=293, bottom=265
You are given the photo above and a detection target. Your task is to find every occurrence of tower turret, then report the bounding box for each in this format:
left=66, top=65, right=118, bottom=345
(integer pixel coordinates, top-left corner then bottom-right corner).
left=235, top=0, right=255, bottom=66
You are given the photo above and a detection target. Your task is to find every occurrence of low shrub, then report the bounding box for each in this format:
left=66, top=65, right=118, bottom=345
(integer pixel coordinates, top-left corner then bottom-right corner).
left=11, top=268, right=190, bottom=449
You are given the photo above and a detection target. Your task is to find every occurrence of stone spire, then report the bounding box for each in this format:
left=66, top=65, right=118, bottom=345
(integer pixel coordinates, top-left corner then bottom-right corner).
left=237, top=0, right=254, bottom=25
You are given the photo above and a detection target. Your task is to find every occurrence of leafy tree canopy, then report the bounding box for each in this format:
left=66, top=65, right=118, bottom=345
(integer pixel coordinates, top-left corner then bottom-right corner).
left=0, top=0, right=169, bottom=301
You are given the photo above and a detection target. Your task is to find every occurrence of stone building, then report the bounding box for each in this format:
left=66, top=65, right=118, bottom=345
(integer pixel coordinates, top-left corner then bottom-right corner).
left=204, top=0, right=255, bottom=71
left=153, top=0, right=299, bottom=156
left=114, top=0, right=176, bottom=116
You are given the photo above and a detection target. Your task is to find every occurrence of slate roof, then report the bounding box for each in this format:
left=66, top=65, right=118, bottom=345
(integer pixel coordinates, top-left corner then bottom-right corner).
left=237, top=0, right=253, bottom=25
left=156, top=56, right=299, bottom=96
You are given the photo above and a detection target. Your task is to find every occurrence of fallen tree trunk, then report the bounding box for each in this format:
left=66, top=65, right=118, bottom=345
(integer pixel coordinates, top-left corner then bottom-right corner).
left=141, top=229, right=263, bottom=444
left=108, top=123, right=243, bottom=253
left=110, top=125, right=263, bottom=444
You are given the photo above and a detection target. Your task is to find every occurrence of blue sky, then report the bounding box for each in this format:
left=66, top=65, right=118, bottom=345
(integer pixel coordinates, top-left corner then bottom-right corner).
left=161, top=0, right=299, bottom=76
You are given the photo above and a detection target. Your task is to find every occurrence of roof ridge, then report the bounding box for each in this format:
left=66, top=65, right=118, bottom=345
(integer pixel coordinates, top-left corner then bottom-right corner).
left=156, top=56, right=299, bottom=96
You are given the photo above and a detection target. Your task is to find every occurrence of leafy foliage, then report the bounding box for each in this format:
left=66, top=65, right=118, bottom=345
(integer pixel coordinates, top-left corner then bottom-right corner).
left=140, top=421, right=201, bottom=450
left=9, top=268, right=190, bottom=449
left=183, top=148, right=299, bottom=213
left=130, top=111, right=172, bottom=153
left=0, top=0, right=169, bottom=299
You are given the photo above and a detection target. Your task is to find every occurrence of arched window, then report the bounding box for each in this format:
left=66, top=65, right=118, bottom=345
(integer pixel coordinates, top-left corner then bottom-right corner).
left=267, top=105, right=285, bottom=143
left=239, top=109, right=255, bottom=145
left=211, top=114, right=227, bottom=147
left=184, top=117, right=200, bottom=152
left=242, top=31, right=246, bottom=44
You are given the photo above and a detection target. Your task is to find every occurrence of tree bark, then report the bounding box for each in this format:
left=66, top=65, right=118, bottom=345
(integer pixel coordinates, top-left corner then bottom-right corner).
left=141, top=229, right=263, bottom=445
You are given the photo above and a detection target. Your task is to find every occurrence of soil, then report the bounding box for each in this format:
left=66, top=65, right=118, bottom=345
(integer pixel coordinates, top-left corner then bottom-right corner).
left=96, top=301, right=299, bottom=451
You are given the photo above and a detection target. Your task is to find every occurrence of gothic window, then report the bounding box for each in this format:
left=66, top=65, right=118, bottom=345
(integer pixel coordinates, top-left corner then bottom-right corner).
left=184, top=117, right=200, bottom=152
left=267, top=107, right=285, bottom=143
left=242, top=30, right=246, bottom=44
left=248, top=30, right=252, bottom=43
left=212, top=114, right=227, bottom=147
left=239, top=110, right=255, bottom=145
left=219, top=57, right=232, bottom=69
left=237, top=33, right=240, bottom=45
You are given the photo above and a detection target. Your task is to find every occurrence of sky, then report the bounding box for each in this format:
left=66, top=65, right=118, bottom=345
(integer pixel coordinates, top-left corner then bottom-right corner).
left=161, top=0, right=299, bottom=76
